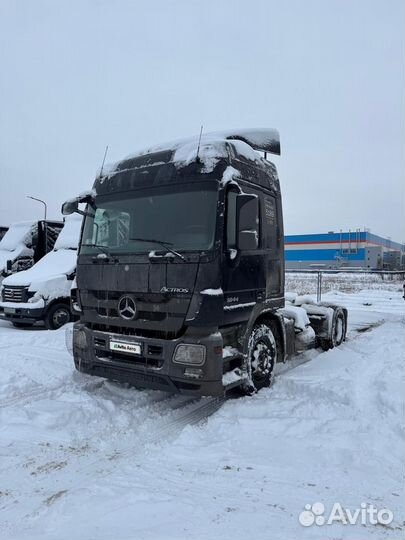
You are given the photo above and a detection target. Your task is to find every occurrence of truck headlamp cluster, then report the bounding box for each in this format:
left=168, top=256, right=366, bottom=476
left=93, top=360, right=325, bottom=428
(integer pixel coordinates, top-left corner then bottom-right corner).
left=74, top=328, right=88, bottom=349
left=173, top=344, right=206, bottom=366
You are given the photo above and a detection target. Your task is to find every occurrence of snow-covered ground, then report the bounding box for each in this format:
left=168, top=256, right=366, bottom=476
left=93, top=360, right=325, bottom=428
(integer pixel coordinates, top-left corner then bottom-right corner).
left=0, top=286, right=404, bottom=539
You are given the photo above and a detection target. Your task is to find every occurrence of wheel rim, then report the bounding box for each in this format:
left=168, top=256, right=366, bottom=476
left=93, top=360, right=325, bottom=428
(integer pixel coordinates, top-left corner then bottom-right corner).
left=251, top=339, right=275, bottom=383
left=52, top=308, right=69, bottom=329
left=334, top=315, right=344, bottom=344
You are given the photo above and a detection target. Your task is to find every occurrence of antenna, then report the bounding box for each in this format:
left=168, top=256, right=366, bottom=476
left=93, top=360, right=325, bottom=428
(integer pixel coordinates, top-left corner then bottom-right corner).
left=99, top=145, right=109, bottom=177
left=196, top=125, right=203, bottom=162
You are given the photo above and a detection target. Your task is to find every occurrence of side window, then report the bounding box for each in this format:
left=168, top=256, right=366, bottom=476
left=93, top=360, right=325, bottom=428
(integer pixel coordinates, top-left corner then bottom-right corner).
left=226, top=190, right=238, bottom=249
left=92, top=209, right=130, bottom=247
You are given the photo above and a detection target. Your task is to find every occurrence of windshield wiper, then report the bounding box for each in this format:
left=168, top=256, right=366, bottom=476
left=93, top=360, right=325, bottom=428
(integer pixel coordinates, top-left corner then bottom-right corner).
left=130, top=237, right=186, bottom=261
left=81, top=243, right=110, bottom=256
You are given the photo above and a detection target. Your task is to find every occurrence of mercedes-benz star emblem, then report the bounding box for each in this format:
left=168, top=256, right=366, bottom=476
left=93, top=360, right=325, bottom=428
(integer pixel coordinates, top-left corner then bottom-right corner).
left=118, top=295, right=137, bottom=320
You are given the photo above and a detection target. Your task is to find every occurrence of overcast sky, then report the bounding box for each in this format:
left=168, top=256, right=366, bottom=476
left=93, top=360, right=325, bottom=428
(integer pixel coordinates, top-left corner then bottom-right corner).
left=1, top=0, right=404, bottom=241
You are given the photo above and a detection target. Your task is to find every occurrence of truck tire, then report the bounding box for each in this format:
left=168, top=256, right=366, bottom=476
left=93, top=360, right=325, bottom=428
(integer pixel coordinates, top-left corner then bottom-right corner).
left=320, top=307, right=346, bottom=351
left=246, top=322, right=278, bottom=391
left=45, top=303, right=72, bottom=330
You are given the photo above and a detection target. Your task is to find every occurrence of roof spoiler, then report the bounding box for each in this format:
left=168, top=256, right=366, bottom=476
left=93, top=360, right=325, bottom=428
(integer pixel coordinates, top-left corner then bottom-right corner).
left=220, top=128, right=281, bottom=156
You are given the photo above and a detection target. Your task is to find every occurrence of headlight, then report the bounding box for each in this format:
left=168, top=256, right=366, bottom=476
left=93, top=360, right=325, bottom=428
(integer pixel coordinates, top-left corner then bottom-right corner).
left=74, top=328, right=88, bottom=349
left=173, top=344, right=206, bottom=365
left=26, top=290, right=36, bottom=301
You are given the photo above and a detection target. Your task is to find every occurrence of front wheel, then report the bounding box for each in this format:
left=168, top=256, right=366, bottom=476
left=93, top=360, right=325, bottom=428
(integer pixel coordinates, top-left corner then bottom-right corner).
left=246, top=323, right=278, bottom=391
left=45, top=303, right=72, bottom=330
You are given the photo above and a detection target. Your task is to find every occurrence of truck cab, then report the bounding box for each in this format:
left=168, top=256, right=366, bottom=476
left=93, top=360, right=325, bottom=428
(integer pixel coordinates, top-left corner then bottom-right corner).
left=65, top=129, right=347, bottom=396
left=0, top=215, right=82, bottom=329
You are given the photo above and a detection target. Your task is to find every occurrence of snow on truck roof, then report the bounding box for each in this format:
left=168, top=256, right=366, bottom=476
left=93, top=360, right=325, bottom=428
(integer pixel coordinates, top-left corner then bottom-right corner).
left=0, top=221, right=35, bottom=252
left=93, top=129, right=281, bottom=196
left=102, top=128, right=280, bottom=176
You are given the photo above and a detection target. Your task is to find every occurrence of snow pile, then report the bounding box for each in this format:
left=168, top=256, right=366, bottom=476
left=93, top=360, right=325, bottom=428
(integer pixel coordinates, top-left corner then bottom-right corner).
left=222, top=346, right=240, bottom=359
left=173, top=139, right=227, bottom=172
left=62, top=189, right=96, bottom=208
left=220, top=165, right=240, bottom=186
left=279, top=305, right=310, bottom=331
left=54, top=215, right=82, bottom=250
left=285, top=291, right=297, bottom=303
left=294, top=294, right=315, bottom=306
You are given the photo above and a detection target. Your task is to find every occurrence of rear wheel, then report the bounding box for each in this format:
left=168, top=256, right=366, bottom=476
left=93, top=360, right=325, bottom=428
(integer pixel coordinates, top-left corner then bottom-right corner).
left=246, top=323, right=278, bottom=391
left=320, top=307, right=346, bottom=351
left=45, top=303, right=71, bottom=330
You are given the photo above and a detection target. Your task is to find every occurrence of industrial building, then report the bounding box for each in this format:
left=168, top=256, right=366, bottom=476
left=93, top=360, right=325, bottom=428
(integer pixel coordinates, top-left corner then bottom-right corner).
left=285, top=230, right=405, bottom=270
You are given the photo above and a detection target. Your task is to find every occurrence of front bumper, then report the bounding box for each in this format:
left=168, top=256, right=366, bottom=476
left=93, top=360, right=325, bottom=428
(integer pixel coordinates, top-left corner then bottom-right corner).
left=0, top=300, right=46, bottom=324
left=73, top=323, right=225, bottom=396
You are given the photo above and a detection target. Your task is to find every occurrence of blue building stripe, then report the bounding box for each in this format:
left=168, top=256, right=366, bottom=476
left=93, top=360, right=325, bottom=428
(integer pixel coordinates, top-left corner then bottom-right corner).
left=285, top=248, right=366, bottom=261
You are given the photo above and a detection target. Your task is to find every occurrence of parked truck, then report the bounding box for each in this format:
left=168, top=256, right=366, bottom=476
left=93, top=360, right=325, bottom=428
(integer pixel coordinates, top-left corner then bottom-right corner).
left=0, top=215, right=82, bottom=329
left=63, top=129, right=348, bottom=396
left=0, top=220, right=63, bottom=282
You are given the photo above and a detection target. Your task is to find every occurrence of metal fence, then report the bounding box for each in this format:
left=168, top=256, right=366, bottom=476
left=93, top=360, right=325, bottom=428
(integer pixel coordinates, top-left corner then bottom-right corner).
left=285, top=269, right=405, bottom=302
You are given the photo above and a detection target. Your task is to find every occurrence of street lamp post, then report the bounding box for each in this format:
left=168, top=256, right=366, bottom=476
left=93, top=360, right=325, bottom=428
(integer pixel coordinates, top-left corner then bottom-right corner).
left=27, top=196, right=47, bottom=220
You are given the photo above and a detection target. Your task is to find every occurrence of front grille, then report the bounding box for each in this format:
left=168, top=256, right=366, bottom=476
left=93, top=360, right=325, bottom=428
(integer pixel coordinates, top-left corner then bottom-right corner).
left=2, top=286, right=27, bottom=303
left=88, top=322, right=180, bottom=340
left=81, top=289, right=190, bottom=339
left=95, top=349, right=163, bottom=368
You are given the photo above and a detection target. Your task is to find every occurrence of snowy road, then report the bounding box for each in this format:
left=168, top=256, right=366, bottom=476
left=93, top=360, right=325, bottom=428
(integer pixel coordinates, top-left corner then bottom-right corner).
left=0, top=288, right=404, bottom=540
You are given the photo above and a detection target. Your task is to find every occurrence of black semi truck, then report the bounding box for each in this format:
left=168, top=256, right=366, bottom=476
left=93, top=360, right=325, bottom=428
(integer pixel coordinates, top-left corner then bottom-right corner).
left=63, top=129, right=347, bottom=396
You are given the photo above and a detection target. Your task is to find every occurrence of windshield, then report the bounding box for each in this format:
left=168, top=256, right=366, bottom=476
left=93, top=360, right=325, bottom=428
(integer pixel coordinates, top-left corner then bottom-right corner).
left=79, top=183, right=218, bottom=255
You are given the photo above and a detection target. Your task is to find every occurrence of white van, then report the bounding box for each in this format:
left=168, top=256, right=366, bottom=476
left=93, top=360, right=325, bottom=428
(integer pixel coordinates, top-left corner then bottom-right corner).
left=0, top=215, right=82, bottom=329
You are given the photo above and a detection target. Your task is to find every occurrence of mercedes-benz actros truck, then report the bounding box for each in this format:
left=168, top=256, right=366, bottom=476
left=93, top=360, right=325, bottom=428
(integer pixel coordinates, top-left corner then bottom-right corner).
left=63, top=129, right=347, bottom=396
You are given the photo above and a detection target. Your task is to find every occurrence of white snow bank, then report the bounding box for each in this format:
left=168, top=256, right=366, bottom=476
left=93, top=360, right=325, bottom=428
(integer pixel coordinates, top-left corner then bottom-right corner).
left=54, top=215, right=82, bottom=250
left=0, top=289, right=403, bottom=540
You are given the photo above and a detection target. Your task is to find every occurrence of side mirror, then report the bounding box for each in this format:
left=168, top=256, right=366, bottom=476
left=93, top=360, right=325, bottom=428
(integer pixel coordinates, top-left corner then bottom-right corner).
left=62, top=200, right=78, bottom=216
left=61, top=192, right=95, bottom=216
left=236, top=194, right=259, bottom=251
left=6, top=260, right=12, bottom=272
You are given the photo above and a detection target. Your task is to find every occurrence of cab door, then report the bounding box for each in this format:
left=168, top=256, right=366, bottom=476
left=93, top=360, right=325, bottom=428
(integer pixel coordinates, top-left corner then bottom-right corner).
left=222, top=185, right=266, bottom=323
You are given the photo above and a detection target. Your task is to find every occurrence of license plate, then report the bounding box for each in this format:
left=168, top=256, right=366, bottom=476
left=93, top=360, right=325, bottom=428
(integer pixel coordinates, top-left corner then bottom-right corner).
left=110, top=341, right=141, bottom=355
left=4, top=308, right=16, bottom=314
